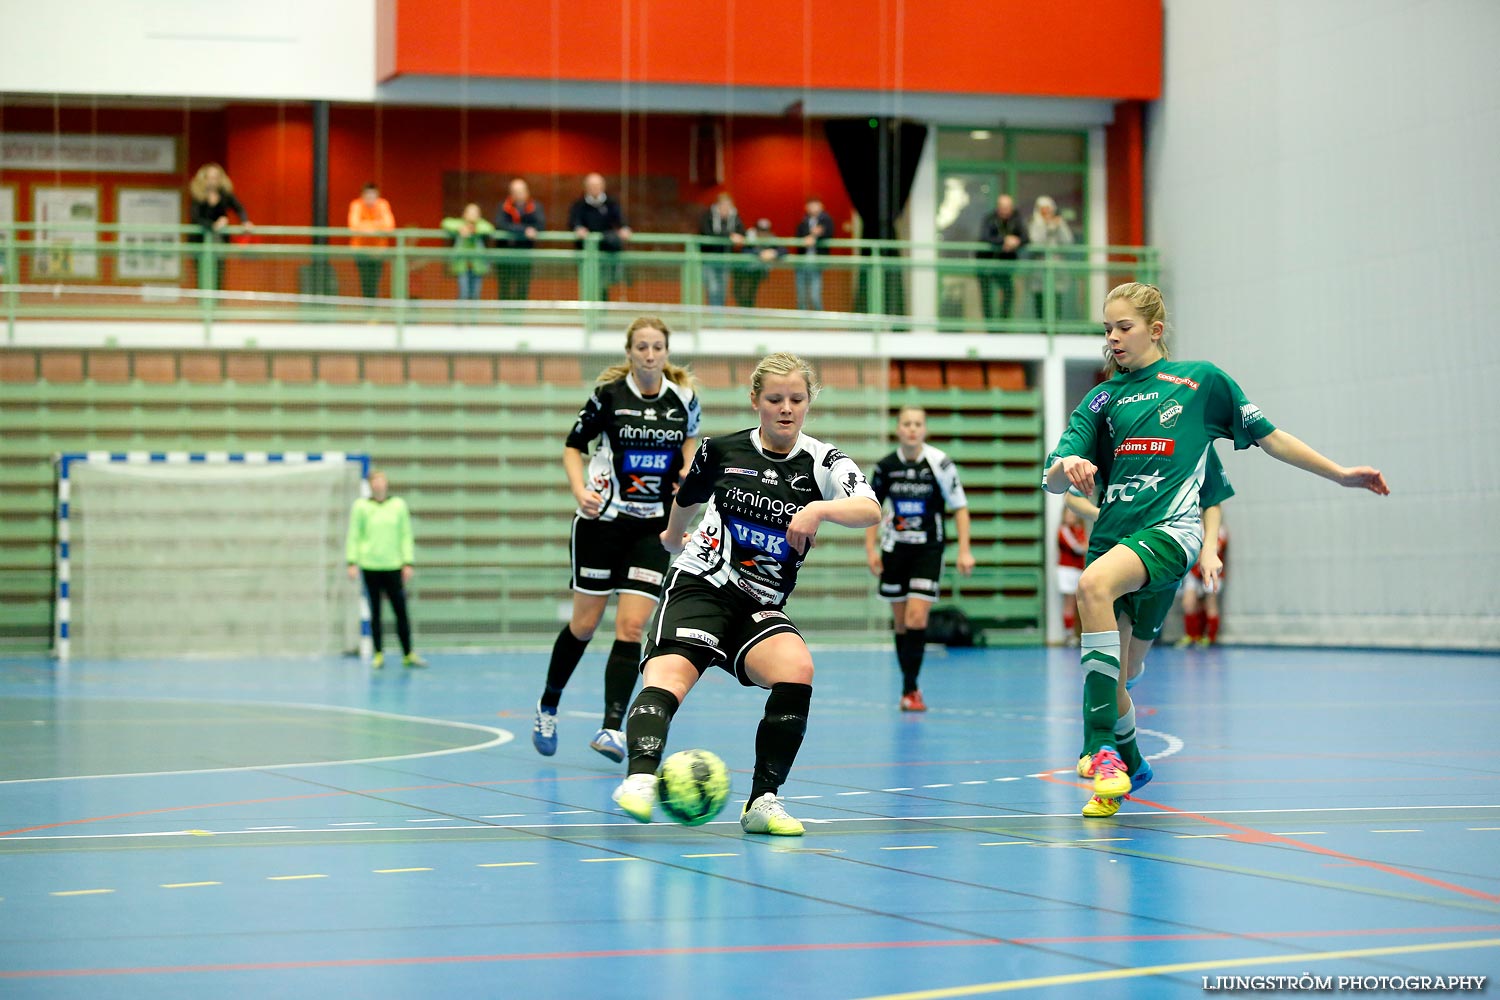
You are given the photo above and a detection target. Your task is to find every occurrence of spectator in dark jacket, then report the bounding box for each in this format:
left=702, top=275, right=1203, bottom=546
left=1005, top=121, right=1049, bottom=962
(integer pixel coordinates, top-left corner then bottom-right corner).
left=977, top=193, right=1028, bottom=321
left=734, top=218, right=785, bottom=308
left=794, top=197, right=834, bottom=311
left=495, top=177, right=545, bottom=300
left=188, top=162, right=252, bottom=291
left=698, top=192, right=746, bottom=307
left=568, top=173, right=632, bottom=300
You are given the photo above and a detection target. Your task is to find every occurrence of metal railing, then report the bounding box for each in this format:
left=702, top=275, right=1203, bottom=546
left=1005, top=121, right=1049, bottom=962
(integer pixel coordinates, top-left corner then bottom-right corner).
left=0, top=223, right=1157, bottom=342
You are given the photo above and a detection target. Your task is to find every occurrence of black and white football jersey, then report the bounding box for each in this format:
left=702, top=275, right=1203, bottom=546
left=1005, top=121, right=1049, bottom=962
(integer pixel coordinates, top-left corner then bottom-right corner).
left=566, top=374, right=701, bottom=522
left=870, top=444, right=968, bottom=551
left=671, top=428, right=878, bottom=606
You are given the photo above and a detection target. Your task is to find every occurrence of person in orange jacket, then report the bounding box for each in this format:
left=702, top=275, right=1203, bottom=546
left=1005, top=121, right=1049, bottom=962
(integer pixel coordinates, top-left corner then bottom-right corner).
left=349, top=182, right=395, bottom=298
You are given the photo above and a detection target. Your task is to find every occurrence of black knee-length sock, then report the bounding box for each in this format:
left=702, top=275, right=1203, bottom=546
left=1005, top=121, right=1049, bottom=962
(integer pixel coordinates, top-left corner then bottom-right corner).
left=601, top=639, right=640, bottom=730
left=749, top=682, right=812, bottom=803
left=904, top=628, right=927, bottom=691
left=540, top=626, right=590, bottom=709
left=625, top=686, right=680, bottom=777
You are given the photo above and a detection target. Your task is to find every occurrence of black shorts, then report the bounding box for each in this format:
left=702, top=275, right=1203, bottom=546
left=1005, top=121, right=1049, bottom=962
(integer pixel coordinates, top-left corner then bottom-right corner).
left=877, top=545, right=944, bottom=603
left=569, top=514, right=670, bottom=599
left=642, top=571, right=802, bottom=687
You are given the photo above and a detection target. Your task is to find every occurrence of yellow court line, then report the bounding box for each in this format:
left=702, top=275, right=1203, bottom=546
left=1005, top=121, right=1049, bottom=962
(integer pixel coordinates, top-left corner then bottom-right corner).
left=850, top=937, right=1500, bottom=1000
left=477, top=862, right=537, bottom=868
left=682, top=853, right=738, bottom=858
left=50, top=889, right=113, bottom=896
left=161, top=882, right=221, bottom=889
left=979, top=841, right=1031, bottom=847
left=373, top=868, right=433, bottom=874
left=266, top=874, right=327, bottom=881
left=1074, top=838, right=1131, bottom=843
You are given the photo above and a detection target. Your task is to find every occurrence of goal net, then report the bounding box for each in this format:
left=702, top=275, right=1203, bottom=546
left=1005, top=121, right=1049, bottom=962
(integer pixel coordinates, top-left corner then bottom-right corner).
left=55, top=453, right=369, bottom=660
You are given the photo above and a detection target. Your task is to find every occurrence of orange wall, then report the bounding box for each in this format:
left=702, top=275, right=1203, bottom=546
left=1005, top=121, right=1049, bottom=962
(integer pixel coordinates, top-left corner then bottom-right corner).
left=228, top=106, right=854, bottom=237
left=391, top=0, right=1163, bottom=100
left=1105, top=100, right=1145, bottom=246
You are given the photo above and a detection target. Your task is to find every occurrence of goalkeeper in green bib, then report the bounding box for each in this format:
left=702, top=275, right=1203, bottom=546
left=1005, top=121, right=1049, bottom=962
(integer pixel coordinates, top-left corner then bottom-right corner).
left=1043, top=283, right=1389, bottom=817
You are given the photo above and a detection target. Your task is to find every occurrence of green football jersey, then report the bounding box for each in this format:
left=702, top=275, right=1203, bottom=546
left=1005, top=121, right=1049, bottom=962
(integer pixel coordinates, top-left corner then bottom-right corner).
left=1046, top=358, right=1275, bottom=565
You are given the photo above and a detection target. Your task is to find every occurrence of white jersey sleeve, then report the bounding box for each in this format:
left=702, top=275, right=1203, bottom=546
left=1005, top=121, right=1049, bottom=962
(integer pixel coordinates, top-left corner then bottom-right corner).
left=806, top=436, right=878, bottom=504
left=925, top=445, right=968, bottom=511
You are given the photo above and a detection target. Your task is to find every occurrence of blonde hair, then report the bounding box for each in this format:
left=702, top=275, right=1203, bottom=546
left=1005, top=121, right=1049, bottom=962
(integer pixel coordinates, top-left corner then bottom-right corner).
left=595, top=316, right=698, bottom=391
left=189, top=163, right=234, bottom=202
left=896, top=404, right=926, bottom=422
left=1101, top=281, right=1170, bottom=377
left=750, top=352, right=821, bottom=401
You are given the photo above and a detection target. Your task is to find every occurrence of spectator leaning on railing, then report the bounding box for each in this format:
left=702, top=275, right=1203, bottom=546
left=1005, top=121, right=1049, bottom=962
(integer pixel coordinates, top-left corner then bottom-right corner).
left=348, top=182, right=395, bottom=298
left=188, top=163, right=253, bottom=291
left=794, top=197, right=834, bottom=311
left=442, top=203, right=496, bottom=301
left=494, top=177, right=544, bottom=301
left=977, top=193, right=1028, bottom=321
left=568, top=173, right=632, bottom=300
left=697, top=192, right=746, bottom=307
left=1028, top=195, right=1075, bottom=321
left=734, top=218, right=785, bottom=308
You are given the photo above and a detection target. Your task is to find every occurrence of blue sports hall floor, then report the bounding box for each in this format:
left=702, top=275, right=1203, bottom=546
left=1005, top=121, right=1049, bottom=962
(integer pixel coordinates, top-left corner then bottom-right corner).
left=0, top=644, right=1496, bottom=999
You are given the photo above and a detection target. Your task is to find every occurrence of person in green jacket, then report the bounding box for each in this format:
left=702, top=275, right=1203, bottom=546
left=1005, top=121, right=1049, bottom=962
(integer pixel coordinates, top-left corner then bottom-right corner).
left=346, top=470, right=426, bottom=669
left=442, top=202, right=496, bottom=300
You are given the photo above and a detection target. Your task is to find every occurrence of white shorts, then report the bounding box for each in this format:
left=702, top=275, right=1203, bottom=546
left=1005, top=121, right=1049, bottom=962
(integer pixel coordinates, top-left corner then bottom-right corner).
left=1056, top=565, right=1082, bottom=596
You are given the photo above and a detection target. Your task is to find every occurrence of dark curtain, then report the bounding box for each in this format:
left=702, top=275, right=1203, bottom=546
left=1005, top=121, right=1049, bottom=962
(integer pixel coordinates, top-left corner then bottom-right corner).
left=822, top=118, right=928, bottom=315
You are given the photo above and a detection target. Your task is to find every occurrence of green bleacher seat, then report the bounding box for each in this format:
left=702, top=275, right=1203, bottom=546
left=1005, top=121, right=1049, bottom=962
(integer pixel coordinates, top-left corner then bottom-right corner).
left=0, top=368, right=1050, bottom=649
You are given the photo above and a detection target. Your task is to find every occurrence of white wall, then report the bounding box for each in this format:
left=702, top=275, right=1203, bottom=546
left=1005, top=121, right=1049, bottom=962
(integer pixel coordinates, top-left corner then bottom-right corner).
left=0, top=0, right=376, bottom=102
left=1148, top=0, right=1500, bottom=646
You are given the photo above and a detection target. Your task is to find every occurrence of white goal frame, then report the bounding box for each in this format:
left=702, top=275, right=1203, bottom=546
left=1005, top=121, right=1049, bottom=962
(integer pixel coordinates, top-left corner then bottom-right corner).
left=53, top=450, right=372, bottom=661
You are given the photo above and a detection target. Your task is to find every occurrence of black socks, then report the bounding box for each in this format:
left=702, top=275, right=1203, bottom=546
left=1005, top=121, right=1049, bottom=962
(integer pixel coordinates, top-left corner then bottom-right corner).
left=749, top=682, right=813, bottom=804
left=896, top=629, right=928, bottom=694
left=540, top=625, right=590, bottom=709
left=601, top=639, right=640, bottom=731
left=625, top=686, right=680, bottom=777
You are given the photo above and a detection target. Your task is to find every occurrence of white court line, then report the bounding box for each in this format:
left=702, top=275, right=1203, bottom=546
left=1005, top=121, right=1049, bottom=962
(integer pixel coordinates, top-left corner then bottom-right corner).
left=10, top=804, right=1498, bottom=843
left=0, top=699, right=514, bottom=785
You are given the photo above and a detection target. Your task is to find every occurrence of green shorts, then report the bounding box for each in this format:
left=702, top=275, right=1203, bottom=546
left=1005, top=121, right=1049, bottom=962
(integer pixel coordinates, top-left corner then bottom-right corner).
left=1111, top=527, right=1191, bottom=641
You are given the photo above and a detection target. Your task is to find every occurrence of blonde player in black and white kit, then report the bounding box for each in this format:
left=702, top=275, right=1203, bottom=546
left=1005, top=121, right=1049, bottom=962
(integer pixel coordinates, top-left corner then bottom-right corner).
left=865, top=406, right=975, bottom=711
left=611, top=352, right=880, bottom=836
left=531, top=317, right=701, bottom=762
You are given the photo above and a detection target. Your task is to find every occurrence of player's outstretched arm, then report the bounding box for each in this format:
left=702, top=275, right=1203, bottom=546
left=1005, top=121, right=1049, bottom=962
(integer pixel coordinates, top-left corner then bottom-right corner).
left=787, top=497, right=881, bottom=554
left=1256, top=429, right=1390, bottom=495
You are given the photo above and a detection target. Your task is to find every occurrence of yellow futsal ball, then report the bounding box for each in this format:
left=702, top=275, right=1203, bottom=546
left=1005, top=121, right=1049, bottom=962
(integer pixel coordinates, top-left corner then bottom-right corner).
left=655, top=749, right=731, bottom=826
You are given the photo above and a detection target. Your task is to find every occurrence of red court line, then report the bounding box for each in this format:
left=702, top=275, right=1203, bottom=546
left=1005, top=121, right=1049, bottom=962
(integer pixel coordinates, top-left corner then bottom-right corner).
left=5, top=925, right=1498, bottom=980
left=1038, top=774, right=1500, bottom=905
left=0, top=774, right=617, bottom=839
